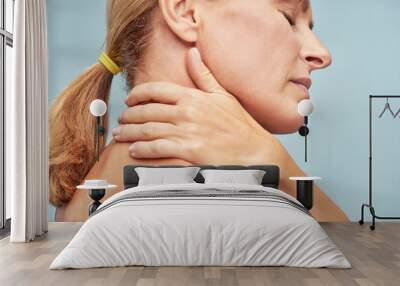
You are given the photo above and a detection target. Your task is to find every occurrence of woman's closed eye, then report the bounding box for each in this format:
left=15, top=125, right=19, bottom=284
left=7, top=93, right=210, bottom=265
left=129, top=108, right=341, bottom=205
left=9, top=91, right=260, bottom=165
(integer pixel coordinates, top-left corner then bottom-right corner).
left=279, top=10, right=296, bottom=27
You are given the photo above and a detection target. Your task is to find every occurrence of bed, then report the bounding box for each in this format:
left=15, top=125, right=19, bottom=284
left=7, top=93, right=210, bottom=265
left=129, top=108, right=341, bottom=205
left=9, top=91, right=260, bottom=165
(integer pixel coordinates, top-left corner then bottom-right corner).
left=50, top=165, right=351, bottom=269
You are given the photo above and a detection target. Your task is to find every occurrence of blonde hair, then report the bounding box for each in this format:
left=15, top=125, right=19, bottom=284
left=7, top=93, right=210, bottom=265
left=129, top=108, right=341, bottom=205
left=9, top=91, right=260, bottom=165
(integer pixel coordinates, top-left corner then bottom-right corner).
left=49, top=0, right=158, bottom=206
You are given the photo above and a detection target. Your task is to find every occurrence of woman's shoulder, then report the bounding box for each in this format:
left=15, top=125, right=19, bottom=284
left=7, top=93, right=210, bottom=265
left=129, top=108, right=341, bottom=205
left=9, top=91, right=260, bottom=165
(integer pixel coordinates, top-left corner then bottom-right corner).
left=55, top=140, right=190, bottom=221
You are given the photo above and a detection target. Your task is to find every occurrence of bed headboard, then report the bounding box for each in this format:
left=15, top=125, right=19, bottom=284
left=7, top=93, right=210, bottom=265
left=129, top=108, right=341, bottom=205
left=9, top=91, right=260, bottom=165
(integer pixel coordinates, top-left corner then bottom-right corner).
left=123, top=165, right=280, bottom=190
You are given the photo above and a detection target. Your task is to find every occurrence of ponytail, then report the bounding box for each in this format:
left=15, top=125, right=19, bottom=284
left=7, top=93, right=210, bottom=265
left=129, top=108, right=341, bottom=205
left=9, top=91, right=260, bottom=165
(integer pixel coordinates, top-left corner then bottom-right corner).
left=49, top=0, right=158, bottom=207
left=49, top=63, right=113, bottom=206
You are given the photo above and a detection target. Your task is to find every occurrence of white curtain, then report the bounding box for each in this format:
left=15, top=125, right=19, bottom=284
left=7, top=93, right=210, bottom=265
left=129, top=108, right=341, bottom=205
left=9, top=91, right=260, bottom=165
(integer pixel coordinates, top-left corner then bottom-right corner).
left=7, top=0, right=49, bottom=242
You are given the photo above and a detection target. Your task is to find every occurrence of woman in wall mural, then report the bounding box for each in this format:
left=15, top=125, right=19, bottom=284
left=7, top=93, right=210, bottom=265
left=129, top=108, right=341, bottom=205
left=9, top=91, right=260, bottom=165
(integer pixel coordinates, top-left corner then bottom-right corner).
left=49, top=0, right=349, bottom=221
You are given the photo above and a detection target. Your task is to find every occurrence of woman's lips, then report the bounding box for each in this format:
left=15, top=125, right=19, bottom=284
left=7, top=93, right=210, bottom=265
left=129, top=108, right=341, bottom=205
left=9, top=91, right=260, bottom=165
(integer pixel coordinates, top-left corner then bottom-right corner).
left=290, top=78, right=312, bottom=98
left=292, top=78, right=312, bottom=89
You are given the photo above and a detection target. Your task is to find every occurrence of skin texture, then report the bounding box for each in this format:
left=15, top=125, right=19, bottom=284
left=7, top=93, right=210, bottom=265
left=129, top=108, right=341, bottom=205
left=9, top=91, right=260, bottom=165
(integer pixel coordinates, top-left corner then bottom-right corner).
left=56, top=0, right=349, bottom=222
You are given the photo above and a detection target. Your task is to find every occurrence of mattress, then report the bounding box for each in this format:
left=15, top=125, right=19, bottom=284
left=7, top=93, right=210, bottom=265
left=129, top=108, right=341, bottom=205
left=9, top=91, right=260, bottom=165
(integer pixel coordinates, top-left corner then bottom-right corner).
left=50, top=183, right=351, bottom=269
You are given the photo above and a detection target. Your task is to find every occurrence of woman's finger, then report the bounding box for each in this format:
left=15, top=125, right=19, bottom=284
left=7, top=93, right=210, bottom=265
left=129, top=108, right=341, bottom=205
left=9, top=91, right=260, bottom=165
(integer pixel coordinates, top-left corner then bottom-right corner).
left=125, top=81, right=197, bottom=107
left=186, top=47, right=226, bottom=94
left=113, top=122, right=179, bottom=142
left=129, top=139, right=189, bottom=160
left=119, top=103, right=180, bottom=124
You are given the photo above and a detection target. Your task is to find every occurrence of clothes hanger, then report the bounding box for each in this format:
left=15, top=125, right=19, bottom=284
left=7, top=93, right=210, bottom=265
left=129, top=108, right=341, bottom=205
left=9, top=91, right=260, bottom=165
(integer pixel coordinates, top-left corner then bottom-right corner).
left=393, top=105, right=400, bottom=118
left=378, top=98, right=395, bottom=118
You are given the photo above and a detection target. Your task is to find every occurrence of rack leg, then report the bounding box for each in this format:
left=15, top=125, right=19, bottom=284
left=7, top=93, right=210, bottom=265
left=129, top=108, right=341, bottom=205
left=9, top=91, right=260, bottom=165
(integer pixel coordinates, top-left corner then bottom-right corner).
left=359, top=204, right=377, bottom=231
left=370, top=206, right=376, bottom=231
left=359, top=204, right=367, bottom=225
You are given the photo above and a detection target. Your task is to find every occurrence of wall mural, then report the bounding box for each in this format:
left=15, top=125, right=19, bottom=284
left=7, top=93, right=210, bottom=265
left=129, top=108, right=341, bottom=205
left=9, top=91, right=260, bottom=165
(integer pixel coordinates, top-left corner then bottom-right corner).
left=48, top=0, right=361, bottom=222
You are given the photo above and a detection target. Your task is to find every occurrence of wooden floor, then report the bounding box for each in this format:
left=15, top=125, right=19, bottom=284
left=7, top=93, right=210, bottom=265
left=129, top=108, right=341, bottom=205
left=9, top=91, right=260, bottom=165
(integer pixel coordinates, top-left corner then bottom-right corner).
left=0, top=222, right=399, bottom=286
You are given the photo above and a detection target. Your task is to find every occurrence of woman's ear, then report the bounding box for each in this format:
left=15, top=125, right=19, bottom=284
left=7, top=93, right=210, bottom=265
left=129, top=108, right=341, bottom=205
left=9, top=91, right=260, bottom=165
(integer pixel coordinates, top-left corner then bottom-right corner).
left=158, top=0, right=199, bottom=43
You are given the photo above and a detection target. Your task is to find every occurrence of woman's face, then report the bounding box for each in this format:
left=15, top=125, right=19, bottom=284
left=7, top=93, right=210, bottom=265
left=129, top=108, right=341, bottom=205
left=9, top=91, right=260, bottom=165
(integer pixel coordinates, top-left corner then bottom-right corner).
left=196, top=0, right=332, bottom=134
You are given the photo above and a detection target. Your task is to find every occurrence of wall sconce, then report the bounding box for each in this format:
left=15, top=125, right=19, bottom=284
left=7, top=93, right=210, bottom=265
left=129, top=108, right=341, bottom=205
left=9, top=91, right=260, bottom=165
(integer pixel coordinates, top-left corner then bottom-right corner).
left=297, top=99, right=314, bottom=162
left=90, top=99, right=107, bottom=162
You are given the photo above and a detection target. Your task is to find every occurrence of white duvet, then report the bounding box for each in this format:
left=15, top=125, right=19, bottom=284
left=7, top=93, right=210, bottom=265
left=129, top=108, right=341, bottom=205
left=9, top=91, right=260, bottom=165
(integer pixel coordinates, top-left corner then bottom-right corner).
left=50, top=183, right=351, bottom=269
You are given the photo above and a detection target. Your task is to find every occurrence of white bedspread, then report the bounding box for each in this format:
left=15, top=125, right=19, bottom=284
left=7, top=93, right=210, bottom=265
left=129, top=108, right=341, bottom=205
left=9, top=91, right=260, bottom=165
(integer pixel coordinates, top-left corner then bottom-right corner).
left=50, top=183, right=351, bottom=269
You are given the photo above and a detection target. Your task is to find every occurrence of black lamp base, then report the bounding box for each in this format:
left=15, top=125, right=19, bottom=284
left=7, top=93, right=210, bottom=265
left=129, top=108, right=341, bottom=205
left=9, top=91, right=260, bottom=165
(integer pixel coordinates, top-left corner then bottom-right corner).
left=296, top=181, right=314, bottom=210
left=88, top=189, right=106, bottom=215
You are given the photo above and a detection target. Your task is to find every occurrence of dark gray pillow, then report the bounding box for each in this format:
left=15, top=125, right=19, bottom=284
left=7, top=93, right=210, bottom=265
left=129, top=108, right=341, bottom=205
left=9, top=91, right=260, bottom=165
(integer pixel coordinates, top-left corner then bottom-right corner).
left=200, top=169, right=266, bottom=185
left=136, top=167, right=201, bottom=186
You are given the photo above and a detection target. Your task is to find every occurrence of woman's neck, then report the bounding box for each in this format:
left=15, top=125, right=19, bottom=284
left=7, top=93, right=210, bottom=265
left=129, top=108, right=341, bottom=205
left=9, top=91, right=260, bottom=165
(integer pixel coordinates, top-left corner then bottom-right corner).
left=133, top=13, right=197, bottom=89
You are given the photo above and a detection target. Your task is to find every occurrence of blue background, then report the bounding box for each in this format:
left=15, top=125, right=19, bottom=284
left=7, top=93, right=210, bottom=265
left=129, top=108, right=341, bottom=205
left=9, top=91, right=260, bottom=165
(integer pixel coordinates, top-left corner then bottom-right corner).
left=47, top=0, right=400, bottom=221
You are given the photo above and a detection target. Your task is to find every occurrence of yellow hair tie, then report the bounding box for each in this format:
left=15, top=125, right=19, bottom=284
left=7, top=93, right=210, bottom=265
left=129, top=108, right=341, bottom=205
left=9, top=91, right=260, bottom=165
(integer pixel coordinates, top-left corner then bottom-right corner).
left=98, top=52, right=121, bottom=75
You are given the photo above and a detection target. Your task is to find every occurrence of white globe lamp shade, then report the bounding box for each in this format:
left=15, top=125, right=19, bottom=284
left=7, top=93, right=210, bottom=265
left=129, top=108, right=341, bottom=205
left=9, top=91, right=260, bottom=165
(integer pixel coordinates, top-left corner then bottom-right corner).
left=298, top=99, right=314, bottom=116
left=90, top=99, right=107, bottom=117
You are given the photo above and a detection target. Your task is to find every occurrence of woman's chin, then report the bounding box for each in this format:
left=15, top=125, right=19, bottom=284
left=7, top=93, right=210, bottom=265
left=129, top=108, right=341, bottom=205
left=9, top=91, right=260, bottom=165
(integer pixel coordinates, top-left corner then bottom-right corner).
left=262, top=117, right=304, bottom=135
left=270, top=127, right=300, bottom=135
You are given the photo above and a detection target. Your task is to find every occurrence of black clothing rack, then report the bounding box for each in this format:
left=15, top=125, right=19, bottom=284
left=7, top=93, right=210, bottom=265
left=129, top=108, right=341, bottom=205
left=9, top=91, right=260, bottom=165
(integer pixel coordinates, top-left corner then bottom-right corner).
left=359, top=95, right=400, bottom=230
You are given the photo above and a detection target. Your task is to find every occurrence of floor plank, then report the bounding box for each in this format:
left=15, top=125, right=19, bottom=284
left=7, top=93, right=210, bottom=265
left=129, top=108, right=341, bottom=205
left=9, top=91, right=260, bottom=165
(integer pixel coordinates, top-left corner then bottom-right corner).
left=0, top=222, right=399, bottom=286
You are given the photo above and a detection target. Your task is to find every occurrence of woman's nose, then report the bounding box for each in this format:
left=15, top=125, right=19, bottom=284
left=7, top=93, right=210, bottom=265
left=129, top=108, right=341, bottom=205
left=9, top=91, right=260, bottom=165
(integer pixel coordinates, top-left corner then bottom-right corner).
left=301, top=33, right=332, bottom=72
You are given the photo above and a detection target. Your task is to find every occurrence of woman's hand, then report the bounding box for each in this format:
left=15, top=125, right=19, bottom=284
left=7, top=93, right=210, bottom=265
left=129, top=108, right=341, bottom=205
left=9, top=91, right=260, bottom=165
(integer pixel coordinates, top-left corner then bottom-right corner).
left=110, top=48, right=349, bottom=222
left=112, top=48, right=286, bottom=165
